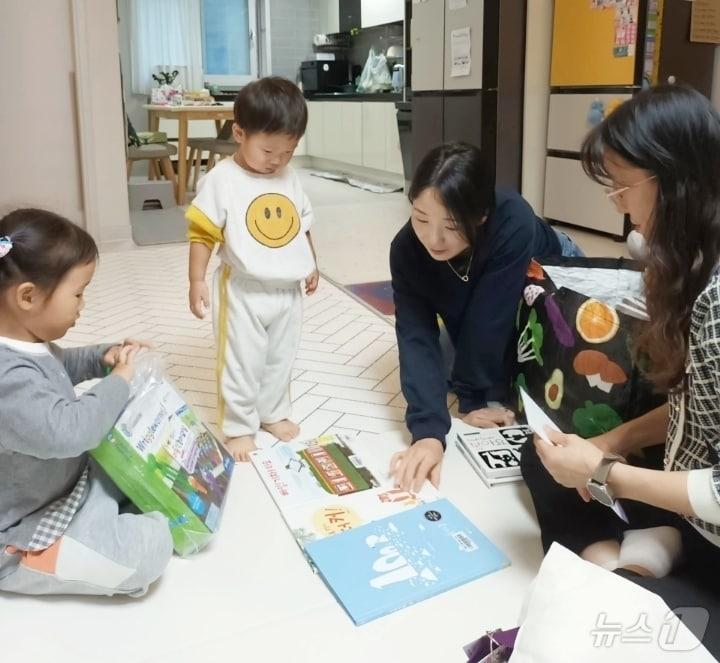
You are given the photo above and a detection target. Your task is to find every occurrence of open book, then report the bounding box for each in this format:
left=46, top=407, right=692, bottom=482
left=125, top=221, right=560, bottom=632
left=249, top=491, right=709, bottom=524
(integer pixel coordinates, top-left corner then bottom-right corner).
left=251, top=433, right=509, bottom=624
left=250, top=432, right=440, bottom=551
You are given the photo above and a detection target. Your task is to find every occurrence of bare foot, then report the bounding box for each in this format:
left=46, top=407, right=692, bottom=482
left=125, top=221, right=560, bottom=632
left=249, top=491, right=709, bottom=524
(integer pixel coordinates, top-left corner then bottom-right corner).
left=224, top=435, right=257, bottom=462
left=261, top=419, right=300, bottom=442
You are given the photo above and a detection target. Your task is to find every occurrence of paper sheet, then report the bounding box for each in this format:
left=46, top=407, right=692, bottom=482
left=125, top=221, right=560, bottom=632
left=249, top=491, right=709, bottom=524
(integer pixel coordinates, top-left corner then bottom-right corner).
left=450, top=27, right=471, bottom=77
left=448, top=0, right=468, bottom=10
left=520, top=389, right=560, bottom=445
left=520, top=389, right=628, bottom=523
left=691, top=0, right=720, bottom=44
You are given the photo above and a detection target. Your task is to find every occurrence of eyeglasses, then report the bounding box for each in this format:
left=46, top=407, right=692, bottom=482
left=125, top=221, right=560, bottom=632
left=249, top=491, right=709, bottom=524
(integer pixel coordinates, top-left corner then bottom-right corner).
left=604, top=175, right=657, bottom=201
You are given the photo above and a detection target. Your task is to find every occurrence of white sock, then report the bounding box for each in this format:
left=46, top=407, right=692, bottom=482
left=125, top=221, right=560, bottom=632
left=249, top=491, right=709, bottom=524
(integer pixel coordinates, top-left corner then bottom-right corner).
left=618, top=526, right=683, bottom=578
left=581, top=539, right=620, bottom=571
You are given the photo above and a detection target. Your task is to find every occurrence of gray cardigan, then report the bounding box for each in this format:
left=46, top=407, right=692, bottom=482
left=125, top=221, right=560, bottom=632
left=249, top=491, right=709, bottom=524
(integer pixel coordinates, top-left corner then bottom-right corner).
left=0, top=339, right=128, bottom=548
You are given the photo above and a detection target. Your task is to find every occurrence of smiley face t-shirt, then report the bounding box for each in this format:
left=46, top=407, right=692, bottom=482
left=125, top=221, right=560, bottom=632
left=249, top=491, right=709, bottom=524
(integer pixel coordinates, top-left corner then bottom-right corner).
left=186, top=158, right=315, bottom=283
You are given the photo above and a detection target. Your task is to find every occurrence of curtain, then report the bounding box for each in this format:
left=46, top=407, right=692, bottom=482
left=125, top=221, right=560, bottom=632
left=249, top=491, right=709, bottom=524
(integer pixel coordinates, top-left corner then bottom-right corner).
left=129, top=0, right=204, bottom=95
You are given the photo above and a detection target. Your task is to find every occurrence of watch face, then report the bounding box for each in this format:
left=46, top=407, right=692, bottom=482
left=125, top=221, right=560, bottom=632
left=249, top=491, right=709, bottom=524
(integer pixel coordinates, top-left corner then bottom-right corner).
left=587, top=481, right=615, bottom=507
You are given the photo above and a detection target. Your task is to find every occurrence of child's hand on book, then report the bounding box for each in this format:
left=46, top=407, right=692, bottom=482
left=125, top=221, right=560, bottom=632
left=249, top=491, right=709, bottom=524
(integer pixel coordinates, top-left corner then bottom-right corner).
left=189, top=280, right=210, bottom=319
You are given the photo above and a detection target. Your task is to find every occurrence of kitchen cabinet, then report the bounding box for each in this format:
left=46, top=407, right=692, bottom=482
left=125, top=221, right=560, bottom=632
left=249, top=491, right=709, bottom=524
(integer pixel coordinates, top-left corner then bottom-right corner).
left=410, top=0, right=444, bottom=92
left=305, top=101, right=325, bottom=158
left=305, top=100, right=401, bottom=174
left=384, top=104, right=403, bottom=175
left=318, top=0, right=340, bottom=35
left=339, top=0, right=361, bottom=32
left=361, top=103, right=386, bottom=169
left=361, top=0, right=403, bottom=28
left=305, top=101, right=363, bottom=166
left=362, top=102, right=402, bottom=173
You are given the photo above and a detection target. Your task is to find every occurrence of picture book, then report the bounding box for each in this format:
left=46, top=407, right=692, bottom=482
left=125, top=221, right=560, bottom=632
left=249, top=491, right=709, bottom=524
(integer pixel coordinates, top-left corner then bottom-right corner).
left=251, top=433, right=440, bottom=549
left=455, top=425, right=533, bottom=487
left=92, top=378, right=234, bottom=556
left=304, top=498, right=510, bottom=625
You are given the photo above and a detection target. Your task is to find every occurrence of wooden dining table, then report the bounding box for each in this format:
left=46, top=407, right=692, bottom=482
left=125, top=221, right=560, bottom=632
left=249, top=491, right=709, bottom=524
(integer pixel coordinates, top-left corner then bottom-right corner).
left=144, top=102, right=235, bottom=204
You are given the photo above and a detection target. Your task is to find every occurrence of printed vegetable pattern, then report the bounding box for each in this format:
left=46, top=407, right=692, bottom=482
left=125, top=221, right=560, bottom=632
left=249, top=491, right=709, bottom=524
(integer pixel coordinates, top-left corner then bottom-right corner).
left=517, top=309, right=544, bottom=366
left=514, top=260, right=662, bottom=438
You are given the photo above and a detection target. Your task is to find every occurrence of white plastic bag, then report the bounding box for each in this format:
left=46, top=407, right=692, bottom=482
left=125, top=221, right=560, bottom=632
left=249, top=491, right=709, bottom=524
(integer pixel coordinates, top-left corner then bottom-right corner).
left=356, top=48, right=392, bottom=93
left=92, top=352, right=234, bottom=556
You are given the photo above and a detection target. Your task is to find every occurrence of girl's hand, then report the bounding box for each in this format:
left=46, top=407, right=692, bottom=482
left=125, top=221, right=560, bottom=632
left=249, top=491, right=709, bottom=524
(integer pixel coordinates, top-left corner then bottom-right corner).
left=111, top=344, right=140, bottom=383
left=462, top=406, right=515, bottom=428
left=534, top=429, right=604, bottom=492
left=103, top=339, right=151, bottom=367
left=389, top=438, right=444, bottom=493
left=189, top=280, right=210, bottom=319
left=305, top=269, right=319, bottom=295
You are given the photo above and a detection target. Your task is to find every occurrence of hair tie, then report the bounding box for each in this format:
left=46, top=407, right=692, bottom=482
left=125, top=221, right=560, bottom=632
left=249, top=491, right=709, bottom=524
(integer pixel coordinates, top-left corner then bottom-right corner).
left=0, top=236, right=12, bottom=259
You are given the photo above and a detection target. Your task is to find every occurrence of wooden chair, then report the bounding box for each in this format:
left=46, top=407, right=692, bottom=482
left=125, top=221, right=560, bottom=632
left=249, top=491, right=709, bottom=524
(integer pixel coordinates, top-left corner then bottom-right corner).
left=127, top=143, right=178, bottom=199
left=186, top=121, right=237, bottom=191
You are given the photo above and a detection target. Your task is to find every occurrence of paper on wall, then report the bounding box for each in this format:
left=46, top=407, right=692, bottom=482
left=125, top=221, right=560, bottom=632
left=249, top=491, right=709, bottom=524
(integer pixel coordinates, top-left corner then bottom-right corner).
left=450, top=27, right=471, bottom=77
left=448, top=0, right=468, bottom=10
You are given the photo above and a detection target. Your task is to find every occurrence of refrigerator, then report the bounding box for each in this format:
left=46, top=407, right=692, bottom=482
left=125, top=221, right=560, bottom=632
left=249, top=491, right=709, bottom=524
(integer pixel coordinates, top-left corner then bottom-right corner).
left=544, top=0, right=715, bottom=239
left=409, top=0, right=526, bottom=190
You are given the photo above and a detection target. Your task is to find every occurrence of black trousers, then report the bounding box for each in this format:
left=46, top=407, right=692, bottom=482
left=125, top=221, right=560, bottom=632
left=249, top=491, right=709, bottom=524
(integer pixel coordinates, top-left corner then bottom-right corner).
left=521, top=440, right=720, bottom=658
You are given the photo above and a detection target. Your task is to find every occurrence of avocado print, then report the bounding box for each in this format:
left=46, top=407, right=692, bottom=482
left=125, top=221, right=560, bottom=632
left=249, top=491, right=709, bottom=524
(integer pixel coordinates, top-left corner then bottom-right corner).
left=572, top=400, right=623, bottom=438
left=544, top=369, right=564, bottom=410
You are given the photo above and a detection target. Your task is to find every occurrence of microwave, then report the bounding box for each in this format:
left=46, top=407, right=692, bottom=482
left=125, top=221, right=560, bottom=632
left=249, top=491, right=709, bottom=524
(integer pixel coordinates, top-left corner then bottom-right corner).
left=300, top=60, right=350, bottom=94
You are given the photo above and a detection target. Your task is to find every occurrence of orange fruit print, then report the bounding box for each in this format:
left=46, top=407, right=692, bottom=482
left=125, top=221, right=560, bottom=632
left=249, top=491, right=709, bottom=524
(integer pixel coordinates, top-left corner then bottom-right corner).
left=576, top=298, right=619, bottom=344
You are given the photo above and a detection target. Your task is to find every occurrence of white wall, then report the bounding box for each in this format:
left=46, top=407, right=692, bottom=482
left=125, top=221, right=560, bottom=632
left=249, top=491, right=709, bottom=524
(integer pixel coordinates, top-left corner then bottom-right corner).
left=521, top=0, right=553, bottom=215
left=0, top=0, right=84, bottom=224
left=0, top=0, right=130, bottom=246
left=269, top=0, right=322, bottom=80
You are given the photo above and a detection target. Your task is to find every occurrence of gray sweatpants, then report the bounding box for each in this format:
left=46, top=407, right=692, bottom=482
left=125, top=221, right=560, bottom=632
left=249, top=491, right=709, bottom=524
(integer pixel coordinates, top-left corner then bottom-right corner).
left=0, top=462, right=173, bottom=597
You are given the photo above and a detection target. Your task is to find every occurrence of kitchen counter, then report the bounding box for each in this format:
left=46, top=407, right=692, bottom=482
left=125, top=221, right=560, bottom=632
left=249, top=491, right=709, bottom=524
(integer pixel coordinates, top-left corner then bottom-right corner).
left=304, top=92, right=403, bottom=102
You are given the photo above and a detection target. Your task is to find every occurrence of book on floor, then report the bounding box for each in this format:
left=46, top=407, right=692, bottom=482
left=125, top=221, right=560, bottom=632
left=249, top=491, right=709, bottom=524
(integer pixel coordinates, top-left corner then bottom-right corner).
left=304, top=497, right=510, bottom=625
left=252, top=433, right=510, bottom=624
left=455, top=425, right=533, bottom=487
left=251, top=432, right=440, bottom=550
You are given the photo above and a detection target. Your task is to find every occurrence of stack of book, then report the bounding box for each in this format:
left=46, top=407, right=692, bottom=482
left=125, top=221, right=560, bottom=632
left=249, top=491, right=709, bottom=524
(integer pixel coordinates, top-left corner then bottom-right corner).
left=455, top=426, right=534, bottom=487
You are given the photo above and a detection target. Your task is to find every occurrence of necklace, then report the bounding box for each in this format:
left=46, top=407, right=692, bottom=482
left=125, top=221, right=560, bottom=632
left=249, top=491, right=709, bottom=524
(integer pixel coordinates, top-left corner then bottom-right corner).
left=447, top=251, right=474, bottom=282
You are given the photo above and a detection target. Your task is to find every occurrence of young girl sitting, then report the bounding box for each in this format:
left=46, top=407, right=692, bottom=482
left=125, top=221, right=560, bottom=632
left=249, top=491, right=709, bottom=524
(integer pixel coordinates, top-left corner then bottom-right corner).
left=0, top=208, right=172, bottom=597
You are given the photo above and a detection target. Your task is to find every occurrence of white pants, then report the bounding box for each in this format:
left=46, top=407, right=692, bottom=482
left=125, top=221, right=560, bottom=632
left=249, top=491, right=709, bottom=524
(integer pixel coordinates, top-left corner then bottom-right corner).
left=213, top=265, right=302, bottom=437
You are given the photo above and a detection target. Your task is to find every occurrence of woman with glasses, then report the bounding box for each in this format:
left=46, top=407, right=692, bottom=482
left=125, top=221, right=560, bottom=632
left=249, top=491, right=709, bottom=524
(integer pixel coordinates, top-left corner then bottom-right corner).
left=521, top=85, right=720, bottom=655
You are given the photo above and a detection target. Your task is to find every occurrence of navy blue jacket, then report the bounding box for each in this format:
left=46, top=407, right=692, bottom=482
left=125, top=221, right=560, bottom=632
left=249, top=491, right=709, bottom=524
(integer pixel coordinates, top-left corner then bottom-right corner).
left=390, top=189, right=561, bottom=445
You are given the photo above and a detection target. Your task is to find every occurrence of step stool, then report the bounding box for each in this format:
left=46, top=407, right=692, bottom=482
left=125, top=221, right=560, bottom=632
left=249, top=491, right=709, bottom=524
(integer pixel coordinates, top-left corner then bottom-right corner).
left=128, top=180, right=176, bottom=212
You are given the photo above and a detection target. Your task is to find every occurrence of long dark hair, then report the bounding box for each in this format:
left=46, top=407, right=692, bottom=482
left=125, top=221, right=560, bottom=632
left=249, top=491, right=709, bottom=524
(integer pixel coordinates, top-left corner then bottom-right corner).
left=0, top=208, right=98, bottom=295
left=581, top=86, right=720, bottom=390
left=409, top=143, right=495, bottom=245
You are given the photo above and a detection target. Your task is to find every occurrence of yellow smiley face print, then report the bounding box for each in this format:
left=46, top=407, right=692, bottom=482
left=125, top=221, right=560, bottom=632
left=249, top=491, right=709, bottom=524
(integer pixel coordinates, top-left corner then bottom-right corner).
left=246, top=193, right=301, bottom=248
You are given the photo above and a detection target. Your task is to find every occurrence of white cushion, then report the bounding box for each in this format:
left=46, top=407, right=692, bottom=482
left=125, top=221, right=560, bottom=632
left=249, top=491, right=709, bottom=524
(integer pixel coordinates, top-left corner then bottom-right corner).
left=511, top=543, right=714, bottom=662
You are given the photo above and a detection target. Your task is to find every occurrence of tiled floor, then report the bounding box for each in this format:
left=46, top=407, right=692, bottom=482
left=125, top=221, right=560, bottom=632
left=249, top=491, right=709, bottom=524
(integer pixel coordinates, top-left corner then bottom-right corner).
left=65, top=243, right=416, bottom=448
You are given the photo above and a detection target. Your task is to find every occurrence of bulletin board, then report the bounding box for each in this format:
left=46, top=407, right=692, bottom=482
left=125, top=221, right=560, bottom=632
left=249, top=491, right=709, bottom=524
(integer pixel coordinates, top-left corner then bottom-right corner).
left=551, top=0, right=639, bottom=87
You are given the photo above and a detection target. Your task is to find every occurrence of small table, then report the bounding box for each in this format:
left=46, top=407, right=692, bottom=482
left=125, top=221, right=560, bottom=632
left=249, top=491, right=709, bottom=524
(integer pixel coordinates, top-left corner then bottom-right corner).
left=144, top=103, right=235, bottom=204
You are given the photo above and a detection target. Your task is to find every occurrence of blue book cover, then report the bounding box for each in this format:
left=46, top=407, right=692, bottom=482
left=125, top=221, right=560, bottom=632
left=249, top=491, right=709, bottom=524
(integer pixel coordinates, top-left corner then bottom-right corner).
left=304, top=498, right=510, bottom=625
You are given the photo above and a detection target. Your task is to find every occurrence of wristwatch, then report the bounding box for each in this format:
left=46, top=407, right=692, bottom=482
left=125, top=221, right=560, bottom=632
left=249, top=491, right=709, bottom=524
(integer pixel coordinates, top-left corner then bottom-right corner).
left=586, top=453, right=626, bottom=506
